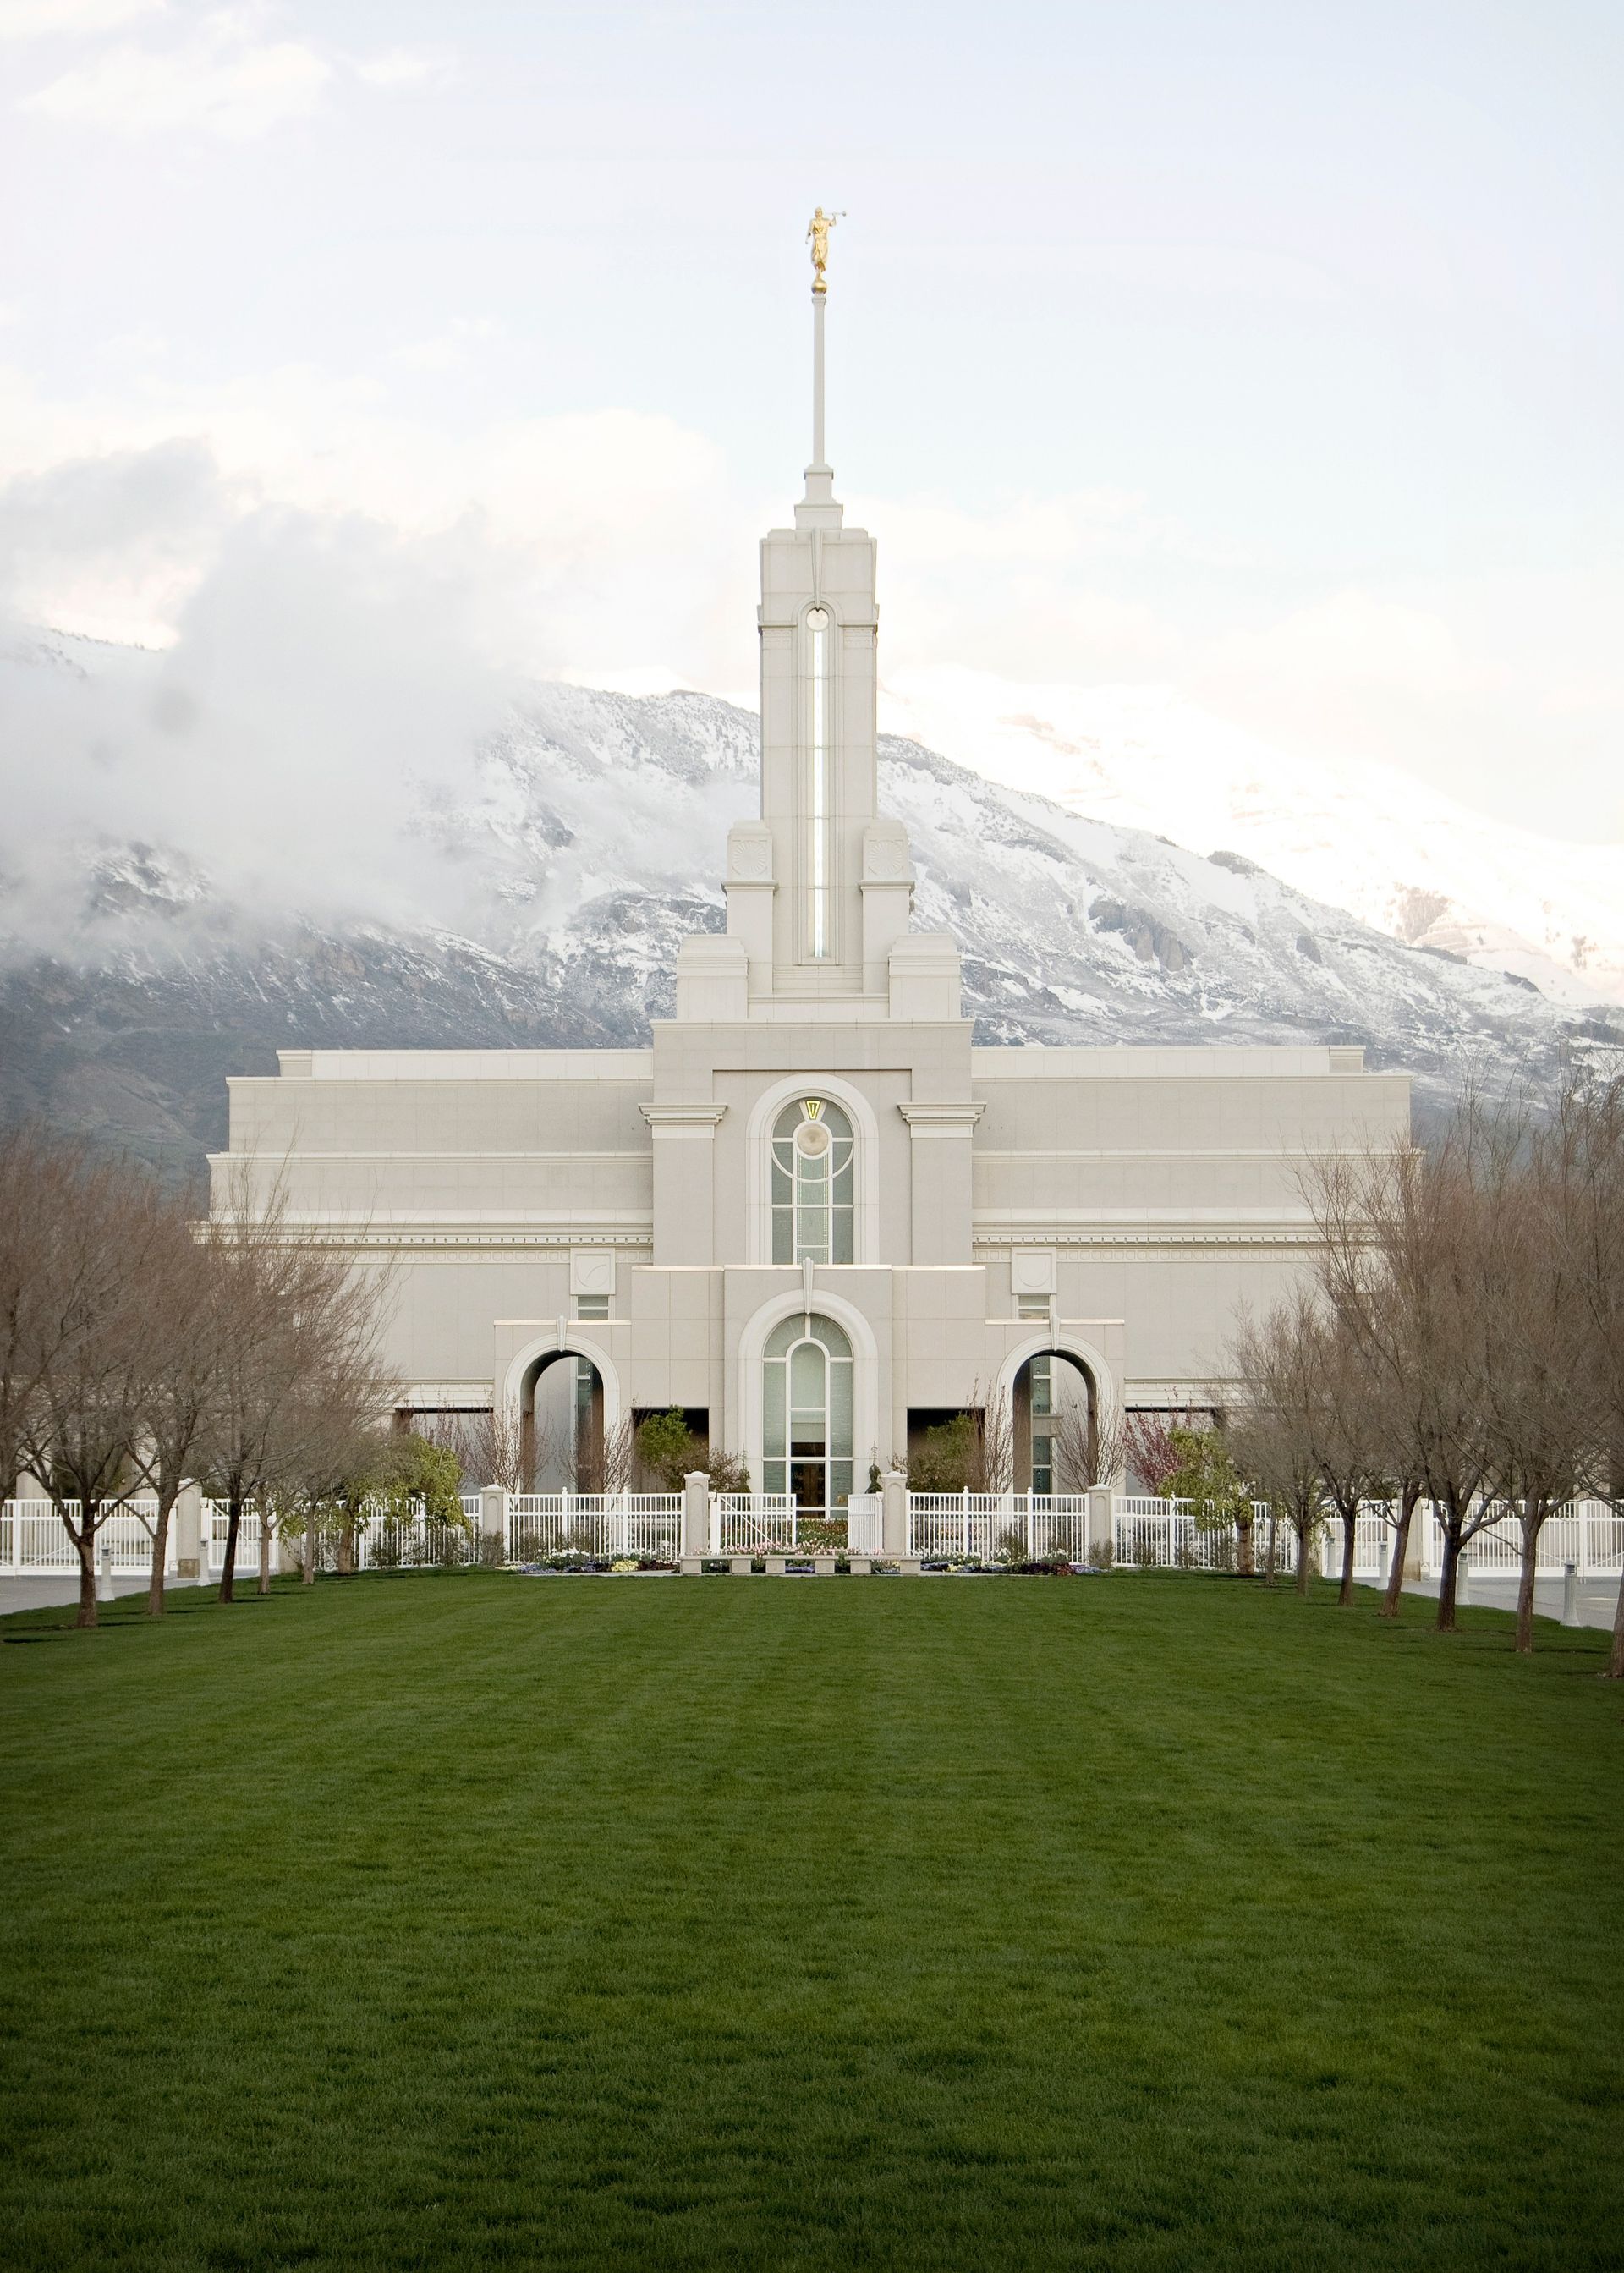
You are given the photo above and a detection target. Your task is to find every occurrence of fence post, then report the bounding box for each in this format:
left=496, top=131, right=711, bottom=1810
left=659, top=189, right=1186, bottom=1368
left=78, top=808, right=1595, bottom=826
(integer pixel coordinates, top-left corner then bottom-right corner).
left=881, top=1470, right=908, bottom=1559
left=962, top=1487, right=971, bottom=1560
left=1578, top=1505, right=1591, bottom=1579
left=618, top=1489, right=631, bottom=1558
left=1377, top=1530, right=1391, bottom=1588
left=1562, top=1562, right=1580, bottom=1628
left=96, top=1527, right=115, bottom=1604
left=681, top=1472, right=709, bottom=1565
left=480, top=1486, right=508, bottom=1562
left=1087, top=1486, right=1112, bottom=1566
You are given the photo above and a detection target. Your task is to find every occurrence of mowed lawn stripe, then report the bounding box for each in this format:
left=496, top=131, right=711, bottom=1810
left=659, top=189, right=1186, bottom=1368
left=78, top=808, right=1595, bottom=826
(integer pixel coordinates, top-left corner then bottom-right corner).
left=0, top=1573, right=1619, bottom=2270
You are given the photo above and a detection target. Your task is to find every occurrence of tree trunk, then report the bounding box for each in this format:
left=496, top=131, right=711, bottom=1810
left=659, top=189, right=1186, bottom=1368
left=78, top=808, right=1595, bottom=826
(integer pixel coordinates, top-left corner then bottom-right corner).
left=1237, top=1513, right=1254, bottom=1578
left=1338, top=1506, right=1358, bottom=1606
left=219, top=1484, right=242, bottom=1604
left=258, top=1510, right=272, bottom=1597
left=303, top=1507, right=318, bottom=1584
left=1381, top=1487, right=1419, bottom=1621
left=1609, top=1563, right=1624, bottom=1680
left=1514, top=1525, right=1539, bottom=1655
left=337, top=1516, right=355, bottom=1576
left=1436, top=1525, right=1461, bottom=1631
left=1294, top=1517, right=1312, bottom=1597
left=74, top=1521, right=97, bottom=1630
left=1263, top=1514, right=1278, bottom=1587
left=146, top=1495, right=174, bottom=1618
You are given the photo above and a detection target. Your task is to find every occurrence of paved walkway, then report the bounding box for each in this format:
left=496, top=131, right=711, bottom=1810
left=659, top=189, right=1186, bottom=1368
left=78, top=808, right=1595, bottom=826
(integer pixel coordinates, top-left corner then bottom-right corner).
left=0, top=1573, right=211, bottom=1617
left=1399, top=1571, right=1621, bottom=1633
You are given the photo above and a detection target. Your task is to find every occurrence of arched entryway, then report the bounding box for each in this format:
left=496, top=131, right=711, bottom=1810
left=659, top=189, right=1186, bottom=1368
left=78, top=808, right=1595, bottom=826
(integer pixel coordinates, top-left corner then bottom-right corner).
left=761, top=1313, right=853, bottom=1522
left=1013, top=1349, right=1098, bottom=1492
left=521, top=1350, right=606, bottom=1493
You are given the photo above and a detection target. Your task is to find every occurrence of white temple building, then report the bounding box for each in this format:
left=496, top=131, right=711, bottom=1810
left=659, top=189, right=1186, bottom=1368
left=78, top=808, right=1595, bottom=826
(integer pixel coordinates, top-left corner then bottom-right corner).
left=212, top=237, right=1409, bottom=1523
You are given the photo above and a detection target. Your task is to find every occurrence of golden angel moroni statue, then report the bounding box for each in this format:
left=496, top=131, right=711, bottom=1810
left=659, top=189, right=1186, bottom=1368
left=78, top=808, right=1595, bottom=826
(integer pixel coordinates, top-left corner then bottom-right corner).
left=807, top=206, right=841, bottom=294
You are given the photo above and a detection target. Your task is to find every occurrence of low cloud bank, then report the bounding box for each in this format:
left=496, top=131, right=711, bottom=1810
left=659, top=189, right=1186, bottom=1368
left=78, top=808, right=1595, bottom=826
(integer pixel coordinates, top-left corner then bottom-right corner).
left=0, top=444, right=524, bottom=958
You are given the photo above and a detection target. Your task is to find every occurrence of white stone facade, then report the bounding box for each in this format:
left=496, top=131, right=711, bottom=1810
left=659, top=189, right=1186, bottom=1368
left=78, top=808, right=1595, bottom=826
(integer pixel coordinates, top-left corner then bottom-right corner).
left=211, top=283, right=1409, bottom=1505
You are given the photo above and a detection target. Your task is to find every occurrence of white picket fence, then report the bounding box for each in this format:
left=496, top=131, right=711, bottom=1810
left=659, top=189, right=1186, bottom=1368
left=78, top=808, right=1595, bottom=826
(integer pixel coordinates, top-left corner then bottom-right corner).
left=905, top=1492, right=1094, bottom=1562
left=1111, top=1497, right=1298, bottom=1573
left=12, top=1489, right=1620, bottom=1586
left=1, top=1496, right=266, bottom=1578
left=505, top=1492, right=682, bottom=1562
left=1, top=1496, right=482, bottom=1579
left=1315, top=1499, right=1624, bottom=1581
left=710, top=1493, right=797, bottom=1552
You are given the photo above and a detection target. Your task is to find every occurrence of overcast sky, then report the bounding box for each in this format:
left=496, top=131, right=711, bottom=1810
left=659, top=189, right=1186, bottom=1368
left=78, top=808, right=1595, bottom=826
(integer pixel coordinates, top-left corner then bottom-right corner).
left=1, top=0, right=1619, bottom=843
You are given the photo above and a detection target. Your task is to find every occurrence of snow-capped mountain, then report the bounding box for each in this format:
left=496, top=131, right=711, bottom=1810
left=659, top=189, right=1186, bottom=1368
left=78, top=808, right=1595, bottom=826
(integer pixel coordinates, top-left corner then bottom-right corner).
left=2, top=648, right=1614, bottom=1178
left=880, top=669, right=1624, bottom=1008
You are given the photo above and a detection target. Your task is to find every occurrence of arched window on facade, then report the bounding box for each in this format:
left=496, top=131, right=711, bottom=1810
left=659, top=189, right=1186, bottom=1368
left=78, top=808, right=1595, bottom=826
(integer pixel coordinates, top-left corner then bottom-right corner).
left=762, top=1312, right=853, bottom=1518
left=771, top=1097, right=853, bottom=1264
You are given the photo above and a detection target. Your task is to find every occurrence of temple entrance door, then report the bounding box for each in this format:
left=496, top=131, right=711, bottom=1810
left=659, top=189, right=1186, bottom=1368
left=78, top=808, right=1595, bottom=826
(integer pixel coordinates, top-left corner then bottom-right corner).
left=790, top=1458, right=828, bottom=1521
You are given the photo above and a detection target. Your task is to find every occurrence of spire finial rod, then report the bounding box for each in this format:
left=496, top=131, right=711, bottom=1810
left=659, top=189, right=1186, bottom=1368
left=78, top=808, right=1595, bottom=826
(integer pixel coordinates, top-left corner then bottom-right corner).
left=812, top=290, right=826, bottom=469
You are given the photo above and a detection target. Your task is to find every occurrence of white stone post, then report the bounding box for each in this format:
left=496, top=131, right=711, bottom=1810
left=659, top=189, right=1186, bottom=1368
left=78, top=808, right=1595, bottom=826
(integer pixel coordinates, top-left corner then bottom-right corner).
left=96, top=1527, right=115, bottom=1603
left=174, top=1480, right=205, bottom=1582
left=681, top=1471, right=710, bottom=1568
left=1562, top=1562, right=1580, bottom=1628
left=881, top=1469, right=908, bottom=1559
left=1377, top=1530, right=1391, bottom=1588
left=480, top=1486, right=508, bottom=1562
left=1087, top=1486, right=1113, bottom=1565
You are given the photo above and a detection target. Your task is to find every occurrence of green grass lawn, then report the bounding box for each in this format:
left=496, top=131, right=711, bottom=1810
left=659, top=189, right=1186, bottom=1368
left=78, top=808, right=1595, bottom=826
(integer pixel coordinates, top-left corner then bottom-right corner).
left=2, top=1572, right=1620, bottom=2272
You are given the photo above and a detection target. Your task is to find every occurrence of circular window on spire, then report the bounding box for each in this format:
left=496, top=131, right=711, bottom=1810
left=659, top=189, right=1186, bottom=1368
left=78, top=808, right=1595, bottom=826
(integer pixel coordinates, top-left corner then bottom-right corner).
left=805, top=605, right=830, bottom=630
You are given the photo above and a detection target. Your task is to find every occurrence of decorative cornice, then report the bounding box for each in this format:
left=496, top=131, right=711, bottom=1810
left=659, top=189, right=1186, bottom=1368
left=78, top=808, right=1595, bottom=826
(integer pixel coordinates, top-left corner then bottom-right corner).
left=638, top=1104, right=729, bottom=1135
left=897, top=1102, right=986, bottom=1129
left=972, top=1230, right=1315, bottom=1252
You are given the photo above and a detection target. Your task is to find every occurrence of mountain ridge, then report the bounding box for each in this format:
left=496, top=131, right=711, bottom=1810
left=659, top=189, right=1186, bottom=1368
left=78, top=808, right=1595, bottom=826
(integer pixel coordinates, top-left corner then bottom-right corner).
left=3, top=656, right=1614, bottom=1179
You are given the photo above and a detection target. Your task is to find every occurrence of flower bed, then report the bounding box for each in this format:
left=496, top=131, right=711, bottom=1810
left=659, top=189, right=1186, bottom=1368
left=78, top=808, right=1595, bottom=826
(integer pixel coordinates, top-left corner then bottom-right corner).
left=513, top=1552, right=675, bottom=1575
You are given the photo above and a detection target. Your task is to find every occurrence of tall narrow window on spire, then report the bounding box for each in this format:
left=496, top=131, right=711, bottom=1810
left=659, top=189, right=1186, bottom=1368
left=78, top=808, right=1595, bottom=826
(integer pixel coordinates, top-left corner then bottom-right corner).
left=804, top=605, right=833, bottom=958
left=771, top=1098, right=854, bottom=1264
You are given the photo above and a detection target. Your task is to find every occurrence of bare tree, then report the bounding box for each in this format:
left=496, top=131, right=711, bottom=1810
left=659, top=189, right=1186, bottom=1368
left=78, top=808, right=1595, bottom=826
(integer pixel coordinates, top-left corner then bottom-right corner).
left=1225, top=1294, right=1325, bottom=1595
left=1308, top=1299, right=1395, bottom=1608
left=200, top=1167, right=397, bottom=1603
left=968, top=1387, right=1015, bottom=1496
left=12, top=1151, right=174, bottom=1628
left=129, top=1196, right=222, bottom=1617
left=425, top=1401, right=541, bottom=1494
left=1309, top=1123, right=1504, bottom=1633
left=1536, top=1073, right=1624, bottom=1676
left=1468, top=1142, right=1590, bottom=1654
left=0, top=1126, right=94, bottom=1500
left=576, top=1410, right=634, bottom=1495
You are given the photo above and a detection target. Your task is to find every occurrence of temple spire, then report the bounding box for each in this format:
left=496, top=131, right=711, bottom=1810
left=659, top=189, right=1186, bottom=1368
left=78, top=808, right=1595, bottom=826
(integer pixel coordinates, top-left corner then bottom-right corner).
left=799, top=207, right=842, bottom=527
